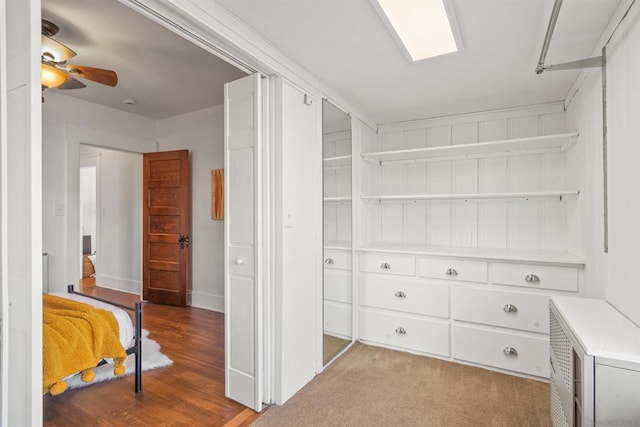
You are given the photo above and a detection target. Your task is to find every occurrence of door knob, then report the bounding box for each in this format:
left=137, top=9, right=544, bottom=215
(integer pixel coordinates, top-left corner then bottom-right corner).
left=235, top=259, right=244, bottom=266
left=178, top=235, right=189, bottom=249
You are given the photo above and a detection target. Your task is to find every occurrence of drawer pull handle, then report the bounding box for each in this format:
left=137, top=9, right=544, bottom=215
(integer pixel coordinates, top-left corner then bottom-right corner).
left=395, top=291, right=406, bottom=298
left=445, top=268, right=458, bottom=276
left=503, top=304, right=518, bottom=313
left=235, top=259, right=245, bottom=266
left=395, top=327, right=407, bottom=335
left=525, top=274, right=540, bottom=283
left=503, top=346, right=518, bottom=356
left=324, top=258, right=334, bottom=265
left=380, top=262, right=391, bottom=270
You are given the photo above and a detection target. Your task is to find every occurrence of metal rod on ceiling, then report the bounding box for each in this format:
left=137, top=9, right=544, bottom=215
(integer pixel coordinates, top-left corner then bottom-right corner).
left=535, top=0, right=564, bottom=74
left=535, top=0, right=603, bottom=74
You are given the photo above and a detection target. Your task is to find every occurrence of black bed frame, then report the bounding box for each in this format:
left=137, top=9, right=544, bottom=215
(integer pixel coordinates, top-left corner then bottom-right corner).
left=67, top=284, right=143, bottom=392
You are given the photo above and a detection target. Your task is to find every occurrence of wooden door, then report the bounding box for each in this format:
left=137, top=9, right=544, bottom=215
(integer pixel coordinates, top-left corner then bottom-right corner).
left=143, top=150, right=190, bottom=306
left=225, top=73, right=263, bottom=411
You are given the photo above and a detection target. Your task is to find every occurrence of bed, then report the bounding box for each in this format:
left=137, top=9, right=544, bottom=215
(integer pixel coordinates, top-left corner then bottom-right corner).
left=43, top=285, right=143, bottom=395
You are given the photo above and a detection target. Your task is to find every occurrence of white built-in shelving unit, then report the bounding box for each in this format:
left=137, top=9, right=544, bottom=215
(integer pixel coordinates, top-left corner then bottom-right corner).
left=361, top=190, right=579, bottom=203
left=323, top=196, right=352, bottom=203
left=361, top=132, right=578, bottom=164
left=354, top=105, right=586, bottom=381
left=323, top=154, right=353, bottom=168
left=358, top=242, right=585, bottom=266
left=360, top=131, right=580, bottom=207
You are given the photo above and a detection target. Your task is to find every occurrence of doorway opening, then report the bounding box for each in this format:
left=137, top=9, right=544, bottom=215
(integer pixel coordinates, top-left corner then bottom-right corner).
left=79, top=160, right=97, bottom=285
left=78, top=145, right=143, bottom=294
left=40, top=0, right=263, bottom=422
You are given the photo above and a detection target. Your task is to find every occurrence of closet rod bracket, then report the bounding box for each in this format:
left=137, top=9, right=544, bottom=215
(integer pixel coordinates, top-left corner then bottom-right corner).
left=536, top=56, right=603, bottom=74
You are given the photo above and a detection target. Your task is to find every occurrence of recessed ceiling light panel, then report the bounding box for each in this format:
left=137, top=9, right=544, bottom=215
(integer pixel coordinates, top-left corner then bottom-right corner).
left=371, top=0, right=462, bottom=62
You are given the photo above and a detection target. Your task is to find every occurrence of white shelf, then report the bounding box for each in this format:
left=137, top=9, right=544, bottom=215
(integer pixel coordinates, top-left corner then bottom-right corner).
left=323, top=155, right=352, bottom=168
left=552, top=297, right=640, bottom=364
left=361, top=190, right=579, bottom=203
left=362, top=132, right=578, bottom=165
left=358, top=243, right=585, bottom=266
left=324, top=241, right=352, bottom=250
left=324, top=196, right=352, bottom=203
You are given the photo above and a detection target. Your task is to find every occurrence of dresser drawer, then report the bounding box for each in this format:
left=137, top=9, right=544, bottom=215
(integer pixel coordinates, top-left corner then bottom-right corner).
left=451, top=286, right=549, bottom=333
left=453, top=325, right=549, bottom=377
left=491, top=263, right=578, bottom=292
left=324, top=302, right=352, bottom=338
left=323, top=250, right=352, bottom=270
left=359, top=253, right=415, bottom=276
left=359, top=309, right=449, bottom=357
left=325, top=269, right=352, bottom=304
left=418, top=258, right=487, bottom=283
left=359, top=276, right=449, bottom=318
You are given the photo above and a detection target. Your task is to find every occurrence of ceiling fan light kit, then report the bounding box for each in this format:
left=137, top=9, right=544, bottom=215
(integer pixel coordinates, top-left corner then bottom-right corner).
left=40, top=18, right=118, bottom=100
left=41, top=63, right=68, bottom=89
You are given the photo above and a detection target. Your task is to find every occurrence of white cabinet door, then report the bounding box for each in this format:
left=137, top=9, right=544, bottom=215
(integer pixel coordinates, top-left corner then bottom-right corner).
left=224, top=73, right=263, bottom=411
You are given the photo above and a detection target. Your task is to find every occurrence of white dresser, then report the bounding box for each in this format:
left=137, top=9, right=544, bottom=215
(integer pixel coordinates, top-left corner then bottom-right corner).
left=323, top=248, right=353, bottom=338
left=358, top=249, right=583, bottom=379
left=550, top=297, right=640, bottom=427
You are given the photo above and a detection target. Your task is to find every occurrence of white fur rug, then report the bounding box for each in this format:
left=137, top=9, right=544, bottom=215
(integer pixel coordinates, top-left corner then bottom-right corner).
left=65, top=329, right=173, bottom=390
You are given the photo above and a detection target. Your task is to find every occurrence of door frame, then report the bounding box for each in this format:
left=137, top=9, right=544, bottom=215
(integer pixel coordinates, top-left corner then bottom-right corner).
left=0, top=0, right=9, bottom=422
left=63, top=128, right=156, bottom=293
left=119, top=0, right=277, bottom=405
left=79, top=152, right=101, bottom=279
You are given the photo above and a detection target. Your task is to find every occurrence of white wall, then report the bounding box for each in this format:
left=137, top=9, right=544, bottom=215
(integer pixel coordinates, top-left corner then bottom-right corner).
left=274, top=78, right=323, bottom=404
left=80, top=146, right=143, bottom=293
left=158, top=104, right=225, bottom=311
left=42, top=91, right=157, bottom=293
left=566, top=1, right=640, bottom=326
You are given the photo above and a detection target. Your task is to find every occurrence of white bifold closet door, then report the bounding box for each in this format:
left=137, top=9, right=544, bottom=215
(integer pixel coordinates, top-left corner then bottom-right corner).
left=2, top=0, right=43, bottom=425
left=224, top=73, right=264, bottom=412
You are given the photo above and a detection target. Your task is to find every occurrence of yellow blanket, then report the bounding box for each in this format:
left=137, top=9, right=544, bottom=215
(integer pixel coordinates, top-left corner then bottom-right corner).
left=43, top=293, right=127, bottom=395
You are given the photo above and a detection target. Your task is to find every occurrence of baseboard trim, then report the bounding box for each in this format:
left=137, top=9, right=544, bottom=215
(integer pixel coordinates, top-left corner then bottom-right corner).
left=95, top=274, right=140, bottom=295
left=191, top=291, right=224, bottom=313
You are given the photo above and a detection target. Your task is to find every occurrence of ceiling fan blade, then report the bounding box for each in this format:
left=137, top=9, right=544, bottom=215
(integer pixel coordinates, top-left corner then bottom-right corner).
left=41, top=34, right=76, bottom=62
left=58, top=75, right=87, bottom=90
left=64, top=65, right=118, bottom=87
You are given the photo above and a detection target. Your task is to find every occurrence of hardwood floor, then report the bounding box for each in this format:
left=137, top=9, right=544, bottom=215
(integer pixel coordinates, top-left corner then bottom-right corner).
left=44, top=283, right=260, bottom=426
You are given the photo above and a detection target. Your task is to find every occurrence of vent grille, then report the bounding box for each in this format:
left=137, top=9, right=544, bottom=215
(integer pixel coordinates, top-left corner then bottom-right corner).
left=550, top=308, right=572, bottom=391
left=550, top=379, right=569, bottom=427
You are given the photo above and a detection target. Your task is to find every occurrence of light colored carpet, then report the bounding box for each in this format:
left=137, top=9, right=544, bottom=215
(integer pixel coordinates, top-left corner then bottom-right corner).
left=253, top=342, right=550, bottom=427
left=323, top=334, right=351, bottom=365
left=65, top=329, right=173, bottom=390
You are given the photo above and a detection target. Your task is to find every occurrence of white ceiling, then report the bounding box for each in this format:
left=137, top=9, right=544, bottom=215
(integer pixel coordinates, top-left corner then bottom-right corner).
left=41, top=0, right=247, bottom=119
left=216, top=0, right=620, bottom=124
left=41, top=0, right=620, bottom=125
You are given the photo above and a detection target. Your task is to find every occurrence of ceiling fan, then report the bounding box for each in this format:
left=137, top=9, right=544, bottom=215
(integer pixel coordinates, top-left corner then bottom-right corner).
left=41, top=19, right=118, bottom=96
